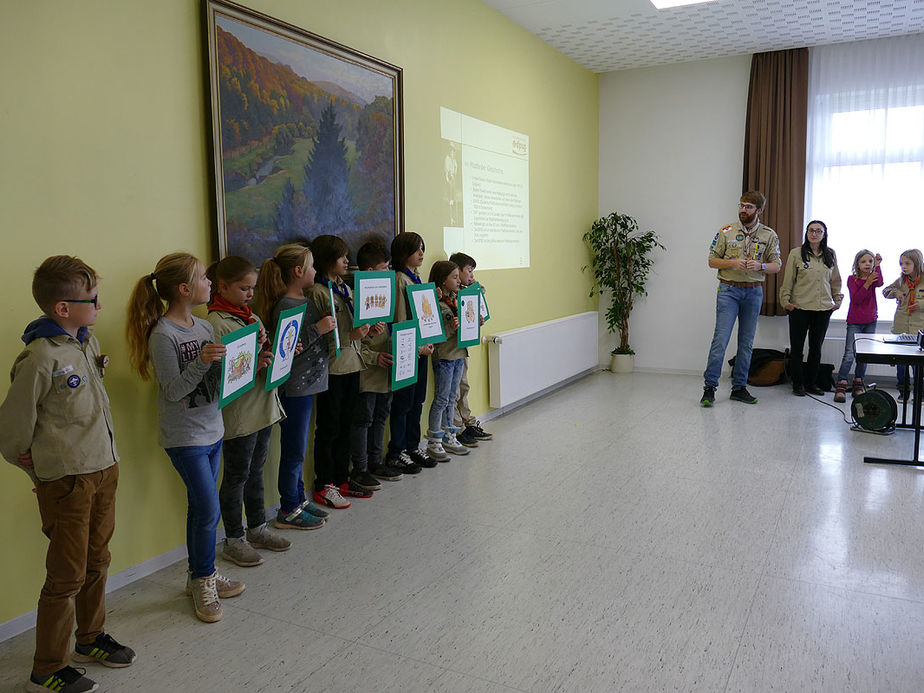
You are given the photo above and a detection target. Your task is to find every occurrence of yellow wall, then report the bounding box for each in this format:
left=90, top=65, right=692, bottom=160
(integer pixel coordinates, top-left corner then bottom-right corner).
left=0, top=0, right=598, bottom=623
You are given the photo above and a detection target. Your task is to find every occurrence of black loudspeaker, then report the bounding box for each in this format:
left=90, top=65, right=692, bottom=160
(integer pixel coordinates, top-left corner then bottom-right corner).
left=851, top=389, right=898, bottom=432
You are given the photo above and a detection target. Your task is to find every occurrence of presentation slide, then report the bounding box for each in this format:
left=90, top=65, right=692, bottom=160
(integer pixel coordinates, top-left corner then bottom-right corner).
left=440, top=107, right=529, bottom=270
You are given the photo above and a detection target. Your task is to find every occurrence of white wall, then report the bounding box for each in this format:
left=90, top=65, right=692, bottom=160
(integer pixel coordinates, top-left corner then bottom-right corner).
left=598, top=55, right=795, bottom=375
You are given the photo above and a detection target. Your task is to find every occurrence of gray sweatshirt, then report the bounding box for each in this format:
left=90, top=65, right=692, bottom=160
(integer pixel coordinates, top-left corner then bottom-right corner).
left=149, top=316, right=224, bottom=448
left=271, top=296, right=329, bottom=397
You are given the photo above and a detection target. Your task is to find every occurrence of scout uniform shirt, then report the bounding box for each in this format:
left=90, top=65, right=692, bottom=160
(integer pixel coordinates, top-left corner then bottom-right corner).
left=779, top=248, right=843, bottom=311
left=0, top=317, right=118, bottom=482
left=709, top=221, right=781, bottom=283
left=883, top=275, right=924, bottom=335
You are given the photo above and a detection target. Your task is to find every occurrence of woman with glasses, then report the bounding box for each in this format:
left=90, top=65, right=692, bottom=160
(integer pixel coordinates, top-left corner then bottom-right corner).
left=780, top=220, right=843, bottom=396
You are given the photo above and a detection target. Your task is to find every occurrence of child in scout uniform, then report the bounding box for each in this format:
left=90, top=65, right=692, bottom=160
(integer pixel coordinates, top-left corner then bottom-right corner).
left=353, top=242, right=402, bottom=484
left=449, top=252, right=492, bottom=446
left=0, top=256, right=135, bottom=693
left=883, top=249, right=924, bottom=401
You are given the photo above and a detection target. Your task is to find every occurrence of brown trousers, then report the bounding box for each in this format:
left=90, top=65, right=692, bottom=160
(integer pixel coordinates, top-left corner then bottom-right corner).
left=33, top=463, right=118, bottom=675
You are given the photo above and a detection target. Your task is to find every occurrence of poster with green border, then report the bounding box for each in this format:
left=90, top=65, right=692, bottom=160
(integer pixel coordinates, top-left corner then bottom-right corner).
left=457, top=286, right=482, bottom=348
left=472, top=282, right=490, bottom=322
left=219, top=321, right=260, bottom=408
left=328, top=283, right=341, bottom=358
left=391, top=320, right=419, bottom=391
left=353, top=270, right=395, bottom=327
left=406, top=282, right=446, bottom=345
left=265, top=303, right=306, bottom=391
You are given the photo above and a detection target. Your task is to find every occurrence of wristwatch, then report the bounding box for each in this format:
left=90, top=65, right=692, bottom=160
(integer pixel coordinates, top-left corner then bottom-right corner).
left=761, top=263, right=766, bottom=271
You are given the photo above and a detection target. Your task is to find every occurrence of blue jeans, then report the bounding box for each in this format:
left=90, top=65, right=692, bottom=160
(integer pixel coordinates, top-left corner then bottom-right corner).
left=837, top=321, right=877, bottom=382
left=277, top=393, right=313, bottom=513
left=703, top=283, right=763, bottom=390
left=165, top=439, right=222, bottom=579
left=429, top=358, right=465, bottom=433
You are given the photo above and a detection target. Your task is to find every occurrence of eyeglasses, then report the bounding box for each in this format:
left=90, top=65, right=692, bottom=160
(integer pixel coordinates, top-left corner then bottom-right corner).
left=738, top=203, right=757, bottom=211
left=806, top=228, right=825, bottom=235
left=63, top=295, right=99, bottom=308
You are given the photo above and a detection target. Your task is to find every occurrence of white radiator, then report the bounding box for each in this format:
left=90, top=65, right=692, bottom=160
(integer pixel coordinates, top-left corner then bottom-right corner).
left=487, top=311, right=599, bottom=408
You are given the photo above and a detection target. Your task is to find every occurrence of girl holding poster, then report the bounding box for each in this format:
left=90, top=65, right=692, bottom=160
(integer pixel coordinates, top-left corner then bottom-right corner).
left=386, top=232, right=437, bottom=473
left=425, top=261, right=470, bottom=461
left=206, top=256, right=288, bottom=567
left=257, top=244, right=335, bottom=529
left=307, top=235, right=373, bottom=507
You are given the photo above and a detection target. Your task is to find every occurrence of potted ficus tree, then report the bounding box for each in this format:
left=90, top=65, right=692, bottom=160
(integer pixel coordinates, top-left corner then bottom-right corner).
left=584, top=212, right=664, bottom=373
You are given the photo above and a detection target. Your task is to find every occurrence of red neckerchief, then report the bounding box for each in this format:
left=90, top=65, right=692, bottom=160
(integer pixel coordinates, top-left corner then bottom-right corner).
left=207, top=294, right=256, bottom=324
left=906, top=275, right=921, bottom=312
left=440, top=291, right=458, bottom=316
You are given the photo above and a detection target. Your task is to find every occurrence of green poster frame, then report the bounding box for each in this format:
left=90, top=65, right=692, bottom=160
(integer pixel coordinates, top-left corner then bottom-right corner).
left=219, top=320, right=260, bottom=408
left=353, top=270, right=396, bottom=327
left=391, top=319, right=419, bottom=391
left=457, top=286, right=482, bottom=348
left=265, top=303, right=306, bottom=391
left=328, top=283, right=341, bottom=358
left=472, top=282, right=490, bottom=322
left=406, top=282, right=446, bottom=345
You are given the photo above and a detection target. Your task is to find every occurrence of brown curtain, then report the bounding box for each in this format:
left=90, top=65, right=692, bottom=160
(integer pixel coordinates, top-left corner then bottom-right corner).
left=743, top=48, right=809, bottom=316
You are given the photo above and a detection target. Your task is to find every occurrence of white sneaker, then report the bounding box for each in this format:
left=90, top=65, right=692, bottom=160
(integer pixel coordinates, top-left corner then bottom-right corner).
left=426, top=439, right=449, bottom=461
left=188, top=572, right=222, bottom=623
left=442, top=432, right=470, bottom=456
left=314, top=483, right=351, bottom=509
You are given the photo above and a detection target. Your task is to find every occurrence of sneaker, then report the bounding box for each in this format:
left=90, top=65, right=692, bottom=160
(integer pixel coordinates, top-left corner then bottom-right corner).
left=27, top=666, right=98, bottom=693
left=370, top=463, right=403, bottom=481
left=186, top=572, right=222, bottom=623
left=351, top=470, right=383, bottom=491
left=833, top=379, right=848, bottom=403
left=298, top=500, right=331, bottom=519
left=700, top=387, right=715, bottom=407
left=898, top=389, right=912, bottom=404
left=442, top=432, right=470, bottom=456
left=729, top=387, right=758, bottom=404
left=340, top=479, right=374, bottom=498
left=426, top=439, right=450, bottom=462
left=469, top=422, right=493, bottom=440
left=407, top=448, right=437, bottom=469
left=314, top=483, right=352, bottom=508
left=221, top=537, right=263, bottom=567
left=246, top=524, right=292, bottom=551
left=455, top=429, right=479, bottom=448
left=388, top=451, right=421, bottom=475
left=851, top=378, right=866, bottom=397
left=273, top=507, right=324, bottom=530
left=73, top=633, right=136, bottom=668
left=214, top=571, right=245, bottom=598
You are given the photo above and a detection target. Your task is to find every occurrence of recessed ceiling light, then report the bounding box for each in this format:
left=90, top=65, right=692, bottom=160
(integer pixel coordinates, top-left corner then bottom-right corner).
left=650, top=0, right=718, bottom=8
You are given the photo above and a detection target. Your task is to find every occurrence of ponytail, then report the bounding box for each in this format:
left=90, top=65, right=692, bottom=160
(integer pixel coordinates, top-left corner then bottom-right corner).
left=256, top=244, right=312, bottom=327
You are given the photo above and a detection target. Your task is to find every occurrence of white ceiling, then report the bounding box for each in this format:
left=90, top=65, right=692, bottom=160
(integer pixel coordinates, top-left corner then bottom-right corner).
left=482, top=0, right=924, bottom=72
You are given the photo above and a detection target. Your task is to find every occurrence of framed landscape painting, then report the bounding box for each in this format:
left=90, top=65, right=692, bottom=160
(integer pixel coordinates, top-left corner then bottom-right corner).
left=205, top=0, right=404, bottom=263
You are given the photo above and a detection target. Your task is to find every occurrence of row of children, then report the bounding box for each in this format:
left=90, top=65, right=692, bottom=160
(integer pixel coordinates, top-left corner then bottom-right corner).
left=830, top=248, right=924, bottom=403
left=0, top=231, right=491, bottom=693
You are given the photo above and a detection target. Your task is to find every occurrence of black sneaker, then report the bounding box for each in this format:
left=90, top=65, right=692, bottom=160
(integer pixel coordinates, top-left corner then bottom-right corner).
left=468, top=423, right=493, bottom=440
left=456, top=429, right=479, bottom=448
left=351, top=470, right=383, bottom=491
left=73, top=632, right=136, bottom=668
left=730, top=387, right=758, bottom=404
left=700, top=387, right=715, bottom=407
left=28, top=666, right=98, bottom=692
left=370, top=463, right=403, bottom=481
left=407, top=449, right=437, bottom=468
left=388, top=451, right=421, bottom=475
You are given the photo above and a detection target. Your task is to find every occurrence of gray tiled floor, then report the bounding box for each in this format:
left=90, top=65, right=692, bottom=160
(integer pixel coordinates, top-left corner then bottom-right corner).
left=3, top=372, right=924, bottom=692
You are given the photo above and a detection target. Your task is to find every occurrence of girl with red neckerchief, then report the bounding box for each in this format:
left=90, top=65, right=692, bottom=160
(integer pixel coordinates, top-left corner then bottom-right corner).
left=883, top=249, right=924, bottom=401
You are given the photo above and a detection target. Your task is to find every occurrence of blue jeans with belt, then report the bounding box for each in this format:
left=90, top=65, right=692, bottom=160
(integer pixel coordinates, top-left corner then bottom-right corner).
left=703, top=283, right=763, bottom=390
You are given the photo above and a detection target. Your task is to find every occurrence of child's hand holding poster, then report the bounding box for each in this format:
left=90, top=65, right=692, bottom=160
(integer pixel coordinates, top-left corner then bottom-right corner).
left=457, top=286, right=481, bottom=348
left=219, top=321, right=260, bottom=408
left=391, top=320, right=419, bottom=390
left=353, top=270, right=395, bottom=326
left=472, top=282, right=490, bottom=323
left=265, top=304, right=306, bottom=391
left=406, top=283, right=445, bottom=345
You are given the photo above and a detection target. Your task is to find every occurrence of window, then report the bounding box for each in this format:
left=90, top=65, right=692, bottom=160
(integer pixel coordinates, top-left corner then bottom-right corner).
left=804, top=35, right=924, bottom=320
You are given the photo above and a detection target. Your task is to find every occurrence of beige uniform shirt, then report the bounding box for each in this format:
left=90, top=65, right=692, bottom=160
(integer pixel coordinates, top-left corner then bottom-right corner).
left=359, top=327, right=391, bottom=394
left=779, top=249, right=843, bottom=311
left=206, top=311, right=285, bottom=439
left=0, top=331, right=118, bottom=482
left=308, top=278, right=364, bottom=375
left=883, top=276, right=924, bottom=334
left=709, top=221, right=781, bottom=283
